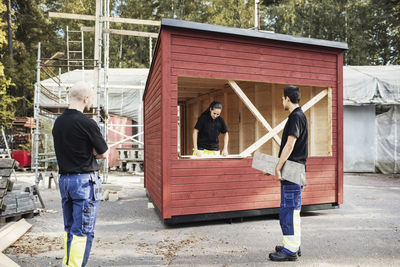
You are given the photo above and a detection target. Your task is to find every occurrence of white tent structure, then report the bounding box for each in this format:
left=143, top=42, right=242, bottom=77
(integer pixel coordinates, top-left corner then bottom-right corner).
left=343, top=66, right=400, bottom=173
left=34, top=68, right=149, bottom=183
left=40, top=68, right=149, bottom=120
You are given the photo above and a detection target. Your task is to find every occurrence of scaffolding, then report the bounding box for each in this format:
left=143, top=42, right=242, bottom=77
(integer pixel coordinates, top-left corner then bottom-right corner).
left=33, top=0, right=159, bottom=185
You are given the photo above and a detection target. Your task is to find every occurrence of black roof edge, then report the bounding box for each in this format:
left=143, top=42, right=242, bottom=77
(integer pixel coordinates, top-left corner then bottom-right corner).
left=161, top=18, right=348, bottom=50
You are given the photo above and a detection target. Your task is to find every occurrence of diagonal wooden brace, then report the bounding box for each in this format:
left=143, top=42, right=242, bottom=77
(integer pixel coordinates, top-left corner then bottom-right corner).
left=228, top=80, right=282, bottom=145
left=240, top=89, right=328, bottom=156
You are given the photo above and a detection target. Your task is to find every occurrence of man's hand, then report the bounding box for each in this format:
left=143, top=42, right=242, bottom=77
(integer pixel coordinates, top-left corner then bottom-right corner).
left=93, top=148, right=107, bottom=159
left=274, top=167, right=284, bottom=181
left=222, top=149, right=228, bottom=157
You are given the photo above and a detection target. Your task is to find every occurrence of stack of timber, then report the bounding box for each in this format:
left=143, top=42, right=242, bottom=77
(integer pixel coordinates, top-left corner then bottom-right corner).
left=0, top=159, right=37, bottom=224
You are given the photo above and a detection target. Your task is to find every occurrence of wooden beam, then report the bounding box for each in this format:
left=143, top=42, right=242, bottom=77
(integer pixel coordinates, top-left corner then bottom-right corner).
left=0, top=219, right=32, bottom=252
left=309, top=87, right=315, bottom=155
left=49, top=12, right=95, bottom=21
left=0, top=253, right=19, bottom=267
left=81, top=27, right=158, bottom=38
left=271, top=84, right=278, bottom=156
left=228, top=80, right=281, bottom=145
left=102, top=16, right=161, bottom=26
left=104, top=29, right=158, bottom=38
left=240, top=89, right=328, bottom=156
left=327, top=87, right=333, bottom=156
left=49, top=12, right=161, bottom=26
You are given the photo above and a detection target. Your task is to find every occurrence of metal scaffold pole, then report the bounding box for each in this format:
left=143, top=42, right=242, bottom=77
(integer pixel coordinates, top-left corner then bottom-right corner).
left=103, top=0, right=110, bottom=182
left=34, top=42, right=41, bottom=185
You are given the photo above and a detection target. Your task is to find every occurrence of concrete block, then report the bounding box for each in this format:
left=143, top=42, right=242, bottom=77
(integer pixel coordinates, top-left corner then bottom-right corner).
left=252, top=152, right=306, bottom=186
left=108, top=191, right=119, bottom=202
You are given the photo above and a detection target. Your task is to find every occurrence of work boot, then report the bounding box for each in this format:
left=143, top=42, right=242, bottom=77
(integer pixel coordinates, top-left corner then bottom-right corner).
left=275, top=245, right=301, bottom=256
left=269, top=251, right=298, bottom=262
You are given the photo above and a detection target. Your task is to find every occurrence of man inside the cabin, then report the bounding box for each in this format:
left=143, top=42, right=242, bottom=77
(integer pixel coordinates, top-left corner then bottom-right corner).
left=52, top=81, right=108, bottom=267
left=269, top=85, right=308, bottom=262
left=193, top=101, right=229, bottom=157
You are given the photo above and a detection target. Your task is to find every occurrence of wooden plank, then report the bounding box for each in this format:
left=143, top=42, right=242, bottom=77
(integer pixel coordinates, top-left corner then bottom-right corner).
left=0, top=253, right=20, bottom=267
left=328, top=87, right=333, bottom=156
left=172, top=186, right=281, bottom=200
left=337, top=54, right=344, bottom=204
left=0, top=179, right=9, bottom=189
left=0, top=219, right=32, bottom=252
left=240, top=89, right=328, bottom=156
left=161, top=29, right=172, bottom=218
left=172, top=68, right=336, bottom=89
left=172, top=52, right=337, bottom=76
left=171, top=167, right=260, bottom=177
left=172, top=61, right=336, bottom=83
left=171, top=33, right=338, bottom=64
left=0, top=159, right=15, bottom=169
left=171, top=193, right=280, bottom=208
left=170, top=200, right=281, bottom=217
left=48, top=11, right=95, bottom=21
left=102, top=16, right=161, bottom=26
left=228, top=80, right=281, bottom=146
left=81, top=26, right=158, bottom=38
left=171, top=179, right=280, bottom=193
left=252, top=152, right=306, bottom=186
left=49, top=12, right=161, bottom=26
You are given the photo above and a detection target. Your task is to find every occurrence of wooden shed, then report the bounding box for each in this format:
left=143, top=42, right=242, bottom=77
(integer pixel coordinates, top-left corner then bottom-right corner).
left=143, top=19, right=348, bottom=223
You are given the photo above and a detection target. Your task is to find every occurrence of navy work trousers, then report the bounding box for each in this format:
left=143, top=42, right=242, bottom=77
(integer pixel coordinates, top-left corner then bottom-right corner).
left=280, top=180, right=302, bottom=254
left=59, top=172, right=102, bottom=267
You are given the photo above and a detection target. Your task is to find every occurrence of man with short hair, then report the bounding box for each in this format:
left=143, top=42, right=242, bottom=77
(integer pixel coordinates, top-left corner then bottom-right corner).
left=269, top=85, right=308, bottom=262
left=52, top=82, right=108, bottom=267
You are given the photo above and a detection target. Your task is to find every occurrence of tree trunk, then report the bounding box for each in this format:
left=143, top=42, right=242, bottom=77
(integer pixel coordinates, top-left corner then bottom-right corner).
left=6, top=0, right=13, bottom=68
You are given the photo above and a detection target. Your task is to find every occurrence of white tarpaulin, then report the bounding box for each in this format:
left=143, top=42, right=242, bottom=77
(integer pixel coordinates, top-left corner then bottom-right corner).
left=376, top=106, right=400, bottom=174
left=343, top=65, right=400, bottom=173
left=39, top=68, right=149, bottom=121
left=343, top=66, right=400, bottom=105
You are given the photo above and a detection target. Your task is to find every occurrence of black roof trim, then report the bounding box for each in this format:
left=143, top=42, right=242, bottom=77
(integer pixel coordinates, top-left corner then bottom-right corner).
left=162, top=18, right=348, bottom=50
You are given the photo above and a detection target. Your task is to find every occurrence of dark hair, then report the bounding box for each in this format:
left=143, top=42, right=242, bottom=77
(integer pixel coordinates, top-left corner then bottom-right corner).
left=283, top=85, right=301, bottom=104
left=202, top=101, right=222, bottom=116
left=209, top=101, right=222, bottom=110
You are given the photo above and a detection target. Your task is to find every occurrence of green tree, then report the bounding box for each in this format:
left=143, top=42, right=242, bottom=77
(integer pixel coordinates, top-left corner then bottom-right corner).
left=0, top=1, right=19, bottom=129
left=261, top=0, right=400, bottom=65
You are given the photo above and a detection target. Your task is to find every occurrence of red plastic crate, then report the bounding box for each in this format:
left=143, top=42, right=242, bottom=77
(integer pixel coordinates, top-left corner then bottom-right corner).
left=12, top=150, right=31, bottom=168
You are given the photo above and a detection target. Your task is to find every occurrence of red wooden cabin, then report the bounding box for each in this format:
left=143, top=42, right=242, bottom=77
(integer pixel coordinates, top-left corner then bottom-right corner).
left=143, top=19, right=348, bottom=223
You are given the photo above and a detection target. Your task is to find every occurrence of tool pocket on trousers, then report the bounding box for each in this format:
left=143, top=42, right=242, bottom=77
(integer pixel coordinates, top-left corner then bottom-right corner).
left=283, top=184, right=301, bottom=208
left=82, top=201, right=96, bottom=233
left=90, top=173, right=102, bottom=201
left=283, top=192, right=295, bottom=208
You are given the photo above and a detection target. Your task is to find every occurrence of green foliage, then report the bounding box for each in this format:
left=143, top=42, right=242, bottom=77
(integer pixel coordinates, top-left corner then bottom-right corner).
left=0, top=0, right=398, bottom=124
left=0, top=1, right=20, bottom=129
left=261, top=0, right=400, bottom=65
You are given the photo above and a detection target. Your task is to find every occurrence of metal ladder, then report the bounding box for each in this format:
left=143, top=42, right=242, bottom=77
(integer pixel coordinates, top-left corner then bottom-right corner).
left=66, top=26, right=85, bottom=71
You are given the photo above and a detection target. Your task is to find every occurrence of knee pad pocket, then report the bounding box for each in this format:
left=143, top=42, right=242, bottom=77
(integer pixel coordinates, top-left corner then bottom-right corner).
left=82, top=201, right=97, bottom=234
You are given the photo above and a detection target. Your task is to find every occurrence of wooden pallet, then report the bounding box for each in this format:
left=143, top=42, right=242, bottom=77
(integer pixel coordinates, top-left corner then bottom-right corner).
left=0, top=210, right=36, bottom=224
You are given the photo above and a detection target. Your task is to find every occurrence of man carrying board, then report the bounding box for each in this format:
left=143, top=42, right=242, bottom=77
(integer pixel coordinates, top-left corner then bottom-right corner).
left=269, top=85, right=308, bottom=261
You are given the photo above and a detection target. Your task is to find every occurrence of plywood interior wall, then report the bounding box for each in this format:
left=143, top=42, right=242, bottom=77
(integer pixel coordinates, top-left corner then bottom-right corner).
left=178, top=76, right=332, bottom=157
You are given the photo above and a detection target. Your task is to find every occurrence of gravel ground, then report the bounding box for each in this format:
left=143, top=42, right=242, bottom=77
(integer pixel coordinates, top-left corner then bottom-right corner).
left=3, top=172, right=400, bottom=266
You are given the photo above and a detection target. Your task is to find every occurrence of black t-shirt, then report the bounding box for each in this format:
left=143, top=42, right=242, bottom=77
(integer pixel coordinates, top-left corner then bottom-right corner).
left=52, top=109, right=108, bottom=174
left=278, top=107, right=308, bottom=165
left=194, top=112, right=228, bottom=151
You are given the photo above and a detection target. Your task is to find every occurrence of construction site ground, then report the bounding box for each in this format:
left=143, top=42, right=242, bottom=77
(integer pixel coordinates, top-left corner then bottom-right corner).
left=4, top=172, right=400, bottom=267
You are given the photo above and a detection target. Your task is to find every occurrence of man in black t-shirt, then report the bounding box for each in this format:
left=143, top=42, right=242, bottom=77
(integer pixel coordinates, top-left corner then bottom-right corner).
left=52, top=82, right=108, bottom=267
left=269, top=85, right=308, bottom=262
